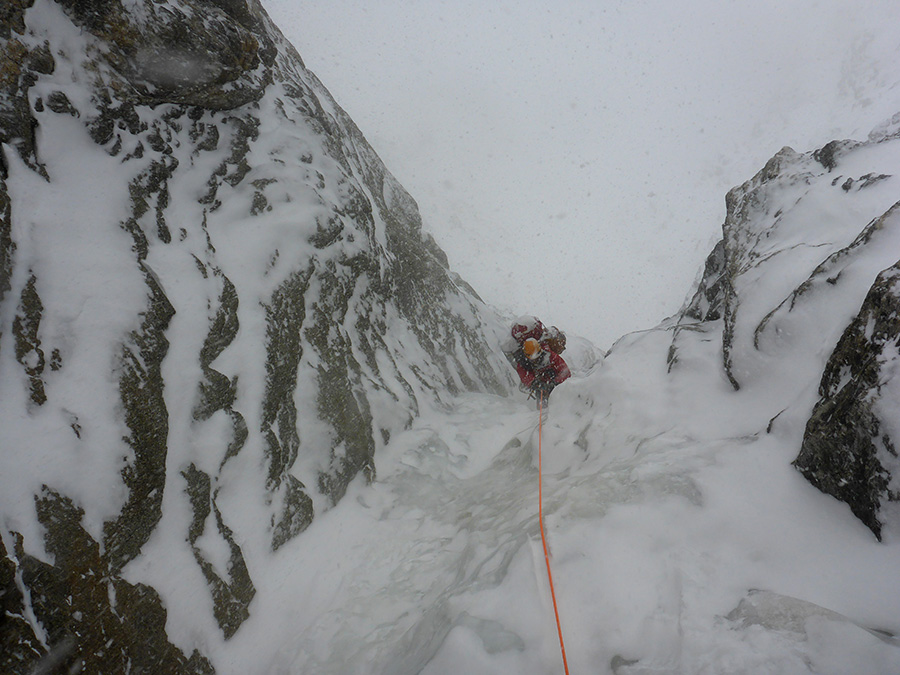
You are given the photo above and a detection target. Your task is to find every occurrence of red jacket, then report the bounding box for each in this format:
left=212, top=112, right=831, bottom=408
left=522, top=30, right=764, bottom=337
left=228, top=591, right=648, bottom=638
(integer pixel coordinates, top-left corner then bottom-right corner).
left=515, top=349, right=570, bottom=388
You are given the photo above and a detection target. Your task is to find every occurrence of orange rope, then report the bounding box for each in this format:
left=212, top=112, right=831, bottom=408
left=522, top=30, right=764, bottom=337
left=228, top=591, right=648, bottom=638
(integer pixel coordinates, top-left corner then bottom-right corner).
left=539, top=391, right=570, bottom=674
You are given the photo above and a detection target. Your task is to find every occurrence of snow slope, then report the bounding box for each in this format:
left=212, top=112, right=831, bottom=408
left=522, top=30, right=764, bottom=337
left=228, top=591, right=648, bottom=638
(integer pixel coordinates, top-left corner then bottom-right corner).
left=212, top=336, right=900, bottom=673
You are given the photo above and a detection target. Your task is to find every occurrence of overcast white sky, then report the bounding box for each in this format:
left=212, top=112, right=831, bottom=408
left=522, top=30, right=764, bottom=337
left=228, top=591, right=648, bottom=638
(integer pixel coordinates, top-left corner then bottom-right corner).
left=262, top=0, right=900, bottom=347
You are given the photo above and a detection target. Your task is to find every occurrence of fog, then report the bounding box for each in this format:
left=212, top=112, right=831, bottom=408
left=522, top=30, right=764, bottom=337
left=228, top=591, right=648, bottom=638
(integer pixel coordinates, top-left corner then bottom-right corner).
left=263, top=0, right=900, bottom=346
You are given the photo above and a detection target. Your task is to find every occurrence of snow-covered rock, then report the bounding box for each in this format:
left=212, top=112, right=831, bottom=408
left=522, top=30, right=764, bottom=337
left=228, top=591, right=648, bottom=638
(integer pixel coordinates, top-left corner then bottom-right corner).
left=0, top=0, right=509, bottom=670
left=3, top=1, right=900, bottom=673
left=796, top=258, right=900, bottom=541
left=670, top=120, right=900, bottom=541
left=258, top=123, right=900, bottom=673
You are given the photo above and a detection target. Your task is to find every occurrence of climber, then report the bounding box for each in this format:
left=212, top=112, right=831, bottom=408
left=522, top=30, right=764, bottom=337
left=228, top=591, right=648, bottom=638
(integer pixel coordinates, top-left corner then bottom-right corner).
left=515, top=337, right=571, bottom=408
left=502, top=316, right=567, bottom=367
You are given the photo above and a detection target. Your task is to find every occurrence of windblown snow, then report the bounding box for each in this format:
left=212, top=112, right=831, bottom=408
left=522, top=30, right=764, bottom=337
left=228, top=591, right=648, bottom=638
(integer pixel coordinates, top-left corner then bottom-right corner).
left=2, top=2, right=900, bottom=673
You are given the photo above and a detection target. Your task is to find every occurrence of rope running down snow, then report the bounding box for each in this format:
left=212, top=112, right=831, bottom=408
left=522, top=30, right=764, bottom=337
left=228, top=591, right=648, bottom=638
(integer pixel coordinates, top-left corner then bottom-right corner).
left=538, top=391, right=570, bottom=674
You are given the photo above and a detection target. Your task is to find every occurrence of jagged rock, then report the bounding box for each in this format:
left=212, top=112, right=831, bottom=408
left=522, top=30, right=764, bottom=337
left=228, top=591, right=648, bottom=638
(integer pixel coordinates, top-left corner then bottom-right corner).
left=1, top=2, right=57, bottom=174
left=670, top=126, right=899, bottom=396
left=54, top=0, right=276, bottom=109
left=103, top=267, right=176, bottom=575
left=667, top=239, right=726, bottom=371
left=680, top=239, right=727, bottom=324
left=0, top=176, right=13, bottom=300
left=794, top=261, right=900, bottom=540
left=718, top=146, right=809, bottom=390
left=11, top=274, right=46, bottom=405
left=0, top=0, right=510, bottom=668
left=669, top=146, right=813, bottom=387
left=183, top=464, right=256, bottom=639
left=0, top=534, right=44, bottom=672
left=0, top=488, right=214, bottom=674
left=667, top=116, right=900, bottom=540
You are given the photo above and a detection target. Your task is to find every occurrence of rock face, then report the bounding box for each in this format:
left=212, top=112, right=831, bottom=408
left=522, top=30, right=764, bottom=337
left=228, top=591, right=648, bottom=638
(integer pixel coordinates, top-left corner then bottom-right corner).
left=794, top=260, right=900, bottom=540
left=669, top=112, right=900, bottom=540
left=0, top=1, right=509, bottom=671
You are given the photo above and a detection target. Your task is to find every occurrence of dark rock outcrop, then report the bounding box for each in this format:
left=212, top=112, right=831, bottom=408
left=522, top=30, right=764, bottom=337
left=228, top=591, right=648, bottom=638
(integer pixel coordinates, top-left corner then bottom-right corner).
left=7, top=488, right=216, bottom=674
left=55, top=0, right=276, bottom=109
left=794, top=261, right=900, bottom=540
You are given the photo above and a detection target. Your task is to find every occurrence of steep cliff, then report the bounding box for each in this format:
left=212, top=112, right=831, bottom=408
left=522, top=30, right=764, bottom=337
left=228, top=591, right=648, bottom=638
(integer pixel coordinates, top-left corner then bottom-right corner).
left=0, top=0, right=509, bottom=670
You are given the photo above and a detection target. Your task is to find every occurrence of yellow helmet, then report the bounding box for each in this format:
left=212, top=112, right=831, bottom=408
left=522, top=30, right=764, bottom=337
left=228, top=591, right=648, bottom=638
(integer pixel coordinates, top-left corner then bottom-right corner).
left=523, top=338, right=541, bottom=359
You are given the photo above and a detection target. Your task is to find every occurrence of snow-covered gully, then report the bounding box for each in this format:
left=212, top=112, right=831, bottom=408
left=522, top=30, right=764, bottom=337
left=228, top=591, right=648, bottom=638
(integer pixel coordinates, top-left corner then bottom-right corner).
left=225, top=342, right=900, bottom=674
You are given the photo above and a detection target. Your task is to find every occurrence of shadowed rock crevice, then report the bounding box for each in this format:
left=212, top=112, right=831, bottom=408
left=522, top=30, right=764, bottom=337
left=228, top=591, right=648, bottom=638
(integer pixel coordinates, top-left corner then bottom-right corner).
left=12, top=273, right=46, bottom=405
left=187, top=271, right=256, bottom=632
left=0, top=176, right=13, bottom=303
left=195, top=273, right=242, bottom=423
left=183, top=464, right=256, bottom=638
left=262, top=267, right=315, bottom=549
left=1, top=487, right=214, bottom=674
left=103, top=268, right=176, bottom=575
